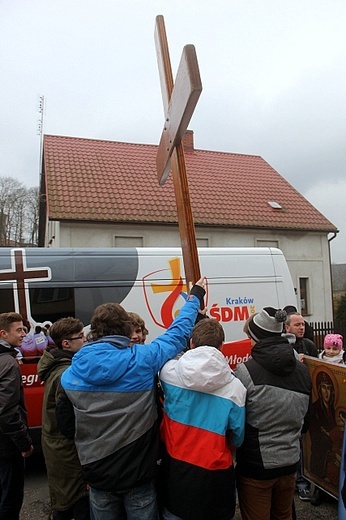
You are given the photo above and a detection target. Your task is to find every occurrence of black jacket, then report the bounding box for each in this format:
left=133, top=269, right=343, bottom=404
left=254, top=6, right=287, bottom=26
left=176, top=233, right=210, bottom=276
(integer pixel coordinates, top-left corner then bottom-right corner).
left=0, top=343, right=32, bottom=458
left=294, top=337, right=318, bottom=357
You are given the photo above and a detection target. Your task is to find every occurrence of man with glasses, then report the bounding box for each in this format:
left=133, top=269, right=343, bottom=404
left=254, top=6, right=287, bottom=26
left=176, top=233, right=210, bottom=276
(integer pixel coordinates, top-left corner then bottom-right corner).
left=38, top=317, right=91, bottom=520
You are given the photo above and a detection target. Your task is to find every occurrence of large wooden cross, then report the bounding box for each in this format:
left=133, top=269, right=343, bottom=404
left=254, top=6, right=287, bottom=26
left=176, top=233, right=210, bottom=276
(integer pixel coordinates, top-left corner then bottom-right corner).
left=155, top=15, right=202, bottom=290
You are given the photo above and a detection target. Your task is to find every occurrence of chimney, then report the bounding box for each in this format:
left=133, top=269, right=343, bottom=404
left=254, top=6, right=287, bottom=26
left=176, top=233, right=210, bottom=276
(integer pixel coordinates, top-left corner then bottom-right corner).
left=183, top=130, right=194, bottom=151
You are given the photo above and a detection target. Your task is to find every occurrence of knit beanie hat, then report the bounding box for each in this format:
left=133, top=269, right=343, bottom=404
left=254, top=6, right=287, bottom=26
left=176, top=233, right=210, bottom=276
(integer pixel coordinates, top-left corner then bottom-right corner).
left=248, top=307, right=287, bottom=342
left=324, top=333, right=343, bottom=351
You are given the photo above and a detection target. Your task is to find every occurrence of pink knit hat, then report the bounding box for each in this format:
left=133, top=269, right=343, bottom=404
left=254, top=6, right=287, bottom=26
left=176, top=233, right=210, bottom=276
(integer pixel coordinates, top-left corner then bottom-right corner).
left=324, top=333, right=343, bottom=350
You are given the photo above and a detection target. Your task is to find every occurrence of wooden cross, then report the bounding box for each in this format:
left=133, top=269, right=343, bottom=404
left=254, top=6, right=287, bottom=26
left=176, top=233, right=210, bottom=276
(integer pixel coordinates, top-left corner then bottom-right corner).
left=155, top=15, right=202, bottom=291
left=0, top=249, right=51, bottom=322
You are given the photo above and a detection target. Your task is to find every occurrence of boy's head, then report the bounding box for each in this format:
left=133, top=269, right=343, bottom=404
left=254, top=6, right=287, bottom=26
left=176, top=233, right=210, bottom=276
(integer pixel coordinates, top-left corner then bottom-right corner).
left=248, top=307, right=287, bottom=342
left=190, top=319, right=225, bottom=350
left=323, top=334, right=343, bottom=357
left=128, top=312, right=148, bottom=346
left=0, top=312, right=25, bottom=348
left=90, top=303, right=133, bottom=340
left=49, top=317, right=85, bottom=351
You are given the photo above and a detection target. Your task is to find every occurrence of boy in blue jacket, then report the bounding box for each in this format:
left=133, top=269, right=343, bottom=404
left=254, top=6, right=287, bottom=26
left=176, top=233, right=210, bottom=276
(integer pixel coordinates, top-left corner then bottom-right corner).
left=61, top=277, right=206, bottom=520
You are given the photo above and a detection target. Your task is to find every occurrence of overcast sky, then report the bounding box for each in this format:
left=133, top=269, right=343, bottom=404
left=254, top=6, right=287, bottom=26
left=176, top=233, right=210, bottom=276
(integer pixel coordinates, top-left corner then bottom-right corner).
left=1, top=0, right=345, bottom=263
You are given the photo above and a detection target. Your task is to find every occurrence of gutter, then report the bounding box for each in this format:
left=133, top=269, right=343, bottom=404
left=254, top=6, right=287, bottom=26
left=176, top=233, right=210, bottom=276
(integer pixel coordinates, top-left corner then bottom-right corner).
left=328, top=230, right=339, bottom=321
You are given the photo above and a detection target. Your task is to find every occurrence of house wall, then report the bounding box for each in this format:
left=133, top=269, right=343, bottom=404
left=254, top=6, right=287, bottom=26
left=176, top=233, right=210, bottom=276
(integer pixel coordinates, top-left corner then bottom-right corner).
left=47, top=220, right=333, bottom=323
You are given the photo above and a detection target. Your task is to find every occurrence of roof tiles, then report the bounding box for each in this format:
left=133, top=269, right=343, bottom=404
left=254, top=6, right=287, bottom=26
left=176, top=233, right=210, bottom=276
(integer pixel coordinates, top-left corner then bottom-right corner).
left=43, top=134, right=336, bottom=232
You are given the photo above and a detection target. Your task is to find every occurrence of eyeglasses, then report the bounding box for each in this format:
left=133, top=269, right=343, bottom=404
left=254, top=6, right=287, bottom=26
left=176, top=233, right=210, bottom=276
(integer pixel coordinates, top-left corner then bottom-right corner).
left=66, top=333, right=84, bottom=341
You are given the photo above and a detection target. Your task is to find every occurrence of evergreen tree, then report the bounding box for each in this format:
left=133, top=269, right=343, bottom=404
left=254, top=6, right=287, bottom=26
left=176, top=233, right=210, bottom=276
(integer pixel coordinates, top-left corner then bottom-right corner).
left=335, top=294, right=346, bottom=323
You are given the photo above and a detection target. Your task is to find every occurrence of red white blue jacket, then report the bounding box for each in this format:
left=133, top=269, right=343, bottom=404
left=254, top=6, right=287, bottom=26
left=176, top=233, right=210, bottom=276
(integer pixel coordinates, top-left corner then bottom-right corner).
left=159, top=346, right=246, bottom=519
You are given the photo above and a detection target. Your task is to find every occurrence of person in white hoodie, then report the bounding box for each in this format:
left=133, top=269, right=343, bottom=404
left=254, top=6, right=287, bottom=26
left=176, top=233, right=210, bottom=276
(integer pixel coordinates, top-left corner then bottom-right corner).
left=159, top=318, right=246, bottom=520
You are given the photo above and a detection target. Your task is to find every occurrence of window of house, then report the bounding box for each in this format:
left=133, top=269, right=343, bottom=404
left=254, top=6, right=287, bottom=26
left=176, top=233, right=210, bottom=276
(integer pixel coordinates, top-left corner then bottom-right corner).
left=255, top=239, right=279, bottom=248
left=114, top=236, right=143, bottom=247
left=299, top=278, right=310, bottom=316
left=197, top=238, right=209, bottom=247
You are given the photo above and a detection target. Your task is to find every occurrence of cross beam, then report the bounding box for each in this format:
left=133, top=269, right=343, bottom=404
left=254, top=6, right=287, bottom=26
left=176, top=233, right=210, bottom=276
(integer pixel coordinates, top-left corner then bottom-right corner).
left=155, top=15, right=202, bottom=290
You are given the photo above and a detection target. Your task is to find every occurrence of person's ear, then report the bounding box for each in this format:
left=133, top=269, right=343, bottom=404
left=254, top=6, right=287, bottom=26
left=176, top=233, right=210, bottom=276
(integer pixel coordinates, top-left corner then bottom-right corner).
left=189, top=338, right=195, bottom=349
left=0, top=329, right=7, bottom=339
left=61, top=339, right=71, bottom=350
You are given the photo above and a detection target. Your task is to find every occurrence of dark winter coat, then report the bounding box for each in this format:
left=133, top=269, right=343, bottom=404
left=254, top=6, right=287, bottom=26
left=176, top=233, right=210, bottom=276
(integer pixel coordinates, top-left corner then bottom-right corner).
left=235, top=336, right=311, bottom=480
left=294, top=337, right=318, bottom=357
left=0, top=341, right=32, bottom=458
left=37, top=347, right=88, bottom=511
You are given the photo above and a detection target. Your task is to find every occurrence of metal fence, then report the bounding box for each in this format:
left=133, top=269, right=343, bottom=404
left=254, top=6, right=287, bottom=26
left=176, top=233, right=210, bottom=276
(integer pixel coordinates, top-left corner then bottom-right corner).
left=308, top=320, right=346, bottom=352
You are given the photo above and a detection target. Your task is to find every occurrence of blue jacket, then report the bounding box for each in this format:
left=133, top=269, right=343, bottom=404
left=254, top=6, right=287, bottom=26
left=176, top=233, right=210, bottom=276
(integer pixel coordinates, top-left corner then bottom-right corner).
left=61, top=294, right=201, bottom=492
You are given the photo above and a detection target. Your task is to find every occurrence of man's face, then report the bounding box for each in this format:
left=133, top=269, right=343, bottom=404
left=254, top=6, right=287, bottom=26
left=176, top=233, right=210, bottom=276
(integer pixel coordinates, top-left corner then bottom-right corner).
left=64, top=330, right=86, bottom=353
left=285, top=315, right=305, bottom=338
left=0, top=321, right=26, bottom=348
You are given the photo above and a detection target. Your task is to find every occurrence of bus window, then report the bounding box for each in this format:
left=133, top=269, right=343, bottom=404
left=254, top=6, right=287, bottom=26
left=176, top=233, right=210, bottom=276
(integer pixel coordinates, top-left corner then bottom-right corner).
left=29, top=287, right=75, bottom=323
left=0, top=288, right=15, bottom=314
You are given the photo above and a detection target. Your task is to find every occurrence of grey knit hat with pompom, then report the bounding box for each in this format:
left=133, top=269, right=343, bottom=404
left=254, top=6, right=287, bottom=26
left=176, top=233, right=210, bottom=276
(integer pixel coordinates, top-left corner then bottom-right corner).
left=248, top=307, right=287, bottom=342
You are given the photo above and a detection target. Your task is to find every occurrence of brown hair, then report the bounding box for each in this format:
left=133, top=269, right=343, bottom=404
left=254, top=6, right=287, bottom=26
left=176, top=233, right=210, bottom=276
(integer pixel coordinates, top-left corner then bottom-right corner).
left=0, top=312, right=23, bottom=332
left=128, top=312, right=149, bottom=337
left=49, top=317, right=84, bottom=349
left=190, top=319, right=225, bottom=350
left=90, top=303, right=132, bottom=340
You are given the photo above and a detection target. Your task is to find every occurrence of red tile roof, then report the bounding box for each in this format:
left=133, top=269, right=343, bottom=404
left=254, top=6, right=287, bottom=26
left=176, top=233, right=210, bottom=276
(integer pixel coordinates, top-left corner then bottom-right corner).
left=43, top=134, right=336, bottom=232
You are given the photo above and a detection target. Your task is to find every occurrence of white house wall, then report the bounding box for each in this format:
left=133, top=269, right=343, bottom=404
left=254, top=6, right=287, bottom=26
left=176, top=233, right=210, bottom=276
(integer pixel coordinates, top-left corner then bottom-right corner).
left=52, top=221, right=333, bottom=323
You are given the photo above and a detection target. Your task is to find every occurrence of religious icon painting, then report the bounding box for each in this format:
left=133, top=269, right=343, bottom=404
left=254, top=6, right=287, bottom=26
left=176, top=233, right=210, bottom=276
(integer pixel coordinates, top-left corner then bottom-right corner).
left=302, top=356, right=346, bottom=499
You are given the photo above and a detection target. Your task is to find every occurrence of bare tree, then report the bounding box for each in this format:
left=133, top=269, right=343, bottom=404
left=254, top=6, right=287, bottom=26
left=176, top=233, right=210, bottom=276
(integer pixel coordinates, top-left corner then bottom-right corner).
left=26, top=187, right=40, bottom=246
left=0, top=176, right=39, bottom=246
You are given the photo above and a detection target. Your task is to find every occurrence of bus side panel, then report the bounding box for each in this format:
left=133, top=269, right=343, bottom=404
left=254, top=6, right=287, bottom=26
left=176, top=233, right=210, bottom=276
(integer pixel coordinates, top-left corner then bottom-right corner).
left=0, top=247, right=297, bottom=433
left=118, top=247, right=297, bottom=343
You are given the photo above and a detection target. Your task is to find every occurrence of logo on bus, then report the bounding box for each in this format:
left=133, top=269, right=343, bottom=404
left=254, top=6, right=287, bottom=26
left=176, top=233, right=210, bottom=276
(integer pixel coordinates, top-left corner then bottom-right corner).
left=142, top=257, right=209, bottom=330
left=0, top=248, right=51, bottom=325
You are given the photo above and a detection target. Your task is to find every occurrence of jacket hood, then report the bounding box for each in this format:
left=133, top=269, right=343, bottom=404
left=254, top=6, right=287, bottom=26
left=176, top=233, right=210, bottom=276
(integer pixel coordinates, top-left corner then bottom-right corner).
left=251, top=336, right=296, bottom=376
left=37, top=347, right=74, bottom=381
left=68, top=335, right=131, bottom=386
left=173, top=346, right=234, bottom=392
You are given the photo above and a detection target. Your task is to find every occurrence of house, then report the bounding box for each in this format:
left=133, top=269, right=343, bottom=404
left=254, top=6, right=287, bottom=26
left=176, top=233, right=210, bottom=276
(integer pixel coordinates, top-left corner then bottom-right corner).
left=38, top=131, right=338, bottom=323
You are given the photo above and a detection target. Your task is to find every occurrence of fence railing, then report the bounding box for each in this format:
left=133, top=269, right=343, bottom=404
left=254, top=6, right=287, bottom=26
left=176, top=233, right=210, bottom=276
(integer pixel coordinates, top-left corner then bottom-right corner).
left=308, top=320, right=346, bottom=352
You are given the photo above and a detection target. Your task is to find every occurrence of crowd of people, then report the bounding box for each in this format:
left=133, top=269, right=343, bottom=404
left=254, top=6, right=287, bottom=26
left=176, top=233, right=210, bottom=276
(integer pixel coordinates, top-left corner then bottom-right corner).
left=0, top=282, right=345, bottom=520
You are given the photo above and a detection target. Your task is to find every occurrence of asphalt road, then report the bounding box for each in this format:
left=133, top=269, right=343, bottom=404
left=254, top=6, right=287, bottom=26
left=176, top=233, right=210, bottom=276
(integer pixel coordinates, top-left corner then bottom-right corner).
left=21, top=454, right=339, bottom=520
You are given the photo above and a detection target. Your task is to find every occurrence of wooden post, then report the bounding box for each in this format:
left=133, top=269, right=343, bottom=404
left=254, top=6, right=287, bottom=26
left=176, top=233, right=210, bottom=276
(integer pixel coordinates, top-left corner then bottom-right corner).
left=155, top=15, right=202, bottom=289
